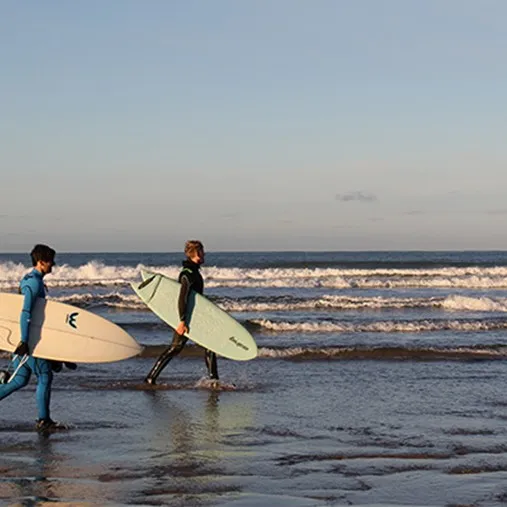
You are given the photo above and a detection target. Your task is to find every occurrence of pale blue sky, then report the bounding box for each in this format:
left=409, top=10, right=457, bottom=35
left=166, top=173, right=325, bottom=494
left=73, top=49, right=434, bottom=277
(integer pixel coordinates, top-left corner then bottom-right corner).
left=1, top=0, right=506, bottom=252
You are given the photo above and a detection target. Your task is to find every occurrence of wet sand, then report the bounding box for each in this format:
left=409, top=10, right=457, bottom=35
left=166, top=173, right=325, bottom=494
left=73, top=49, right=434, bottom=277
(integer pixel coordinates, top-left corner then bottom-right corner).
left=2, top=357, right=507, bottom=506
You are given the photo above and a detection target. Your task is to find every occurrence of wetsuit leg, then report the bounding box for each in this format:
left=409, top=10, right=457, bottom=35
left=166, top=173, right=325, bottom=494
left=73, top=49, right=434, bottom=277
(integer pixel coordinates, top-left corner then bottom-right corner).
left=205, top=349, right=219, bottom=380
left=34, top=359, right=53, bottom=421
left=0, top=359, right=31, bottom=400
left=145, top=331, right=188, bottom=384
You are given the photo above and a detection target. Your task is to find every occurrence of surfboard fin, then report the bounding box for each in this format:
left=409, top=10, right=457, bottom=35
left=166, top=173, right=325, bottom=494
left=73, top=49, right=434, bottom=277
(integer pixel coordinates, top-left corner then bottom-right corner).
left=138, top=275, right=156, bottom=290
left=136, top=274, right=162, bottom=304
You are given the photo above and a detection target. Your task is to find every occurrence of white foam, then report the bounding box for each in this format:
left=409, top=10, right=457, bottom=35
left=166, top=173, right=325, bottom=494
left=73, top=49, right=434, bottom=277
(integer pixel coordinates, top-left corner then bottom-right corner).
left=251, top=318, right=507, bottom=333
left=52, top=292, right=146, bottom=310
left=257, top=346, right=352, bottom=358
left=441, top=295, right=507, bottom=312
left=256, top=346, right=507, bottom=359
left=0, top=262, right=179, bottom=290
left=2, top=261, right=507, bottom=290
left=217, top=295, right=442, bottom=312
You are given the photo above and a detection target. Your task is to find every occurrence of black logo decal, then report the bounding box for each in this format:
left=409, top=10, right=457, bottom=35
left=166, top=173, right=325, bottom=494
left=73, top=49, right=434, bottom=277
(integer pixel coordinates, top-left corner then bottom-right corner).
left=228, top=336, right=249, bottom=351
left=66, top=312, right=79, bottom=329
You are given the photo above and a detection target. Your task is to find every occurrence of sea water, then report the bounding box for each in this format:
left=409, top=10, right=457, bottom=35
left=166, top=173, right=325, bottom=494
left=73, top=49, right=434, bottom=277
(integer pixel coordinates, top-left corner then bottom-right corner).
left=2, top=251, right=507, bottom=506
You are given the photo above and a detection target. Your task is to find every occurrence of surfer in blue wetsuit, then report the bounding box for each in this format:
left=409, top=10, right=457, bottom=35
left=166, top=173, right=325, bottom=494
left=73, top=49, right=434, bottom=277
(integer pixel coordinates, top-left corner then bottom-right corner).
left=0, top=244, right=64, bottom=432
left=144, top=240, right=219, bottom=385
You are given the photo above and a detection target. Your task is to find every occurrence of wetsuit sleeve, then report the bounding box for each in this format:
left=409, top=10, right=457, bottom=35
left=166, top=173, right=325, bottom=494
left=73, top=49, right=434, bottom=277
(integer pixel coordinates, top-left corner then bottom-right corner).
left=178, top=274, right=192, bottom=322
left=20, top=279, right=38, bottom=343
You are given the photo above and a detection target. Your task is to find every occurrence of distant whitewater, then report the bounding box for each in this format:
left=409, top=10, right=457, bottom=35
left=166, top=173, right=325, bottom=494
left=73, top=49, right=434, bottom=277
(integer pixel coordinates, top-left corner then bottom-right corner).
left=3, top=260, right=507, bottom=291
left=2, top=250, right=507, bottom=362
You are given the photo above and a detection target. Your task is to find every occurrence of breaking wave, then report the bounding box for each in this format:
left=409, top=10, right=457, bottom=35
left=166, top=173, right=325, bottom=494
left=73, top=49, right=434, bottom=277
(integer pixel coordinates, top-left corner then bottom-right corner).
left=257, top=345, right=507, bottom=361
left=3, top=261, right=507, bottom=290
left=131, top=344, right=507, bottom=362
left=250, top=317, right=507, bottom=333
left=2, top=289, right=507, bottom=316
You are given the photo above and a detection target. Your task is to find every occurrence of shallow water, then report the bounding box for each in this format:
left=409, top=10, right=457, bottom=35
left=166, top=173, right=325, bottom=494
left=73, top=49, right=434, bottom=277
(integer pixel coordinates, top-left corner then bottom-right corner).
left=2, top=355, right=507, bottom=506
left=3, top=251, right=507, bottom=505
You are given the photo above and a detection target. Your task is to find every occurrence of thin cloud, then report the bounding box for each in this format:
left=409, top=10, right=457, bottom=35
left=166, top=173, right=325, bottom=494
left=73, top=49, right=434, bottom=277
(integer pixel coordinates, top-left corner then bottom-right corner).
left=486, top=209, right=507, bottom=215
left=0, top=214, right=30, bottom=220
left=335, top=191, right=377, bottom=203
left=403, top=210, right=425, bottom=216
left=221, top=212, right=242, bottom=219
left=332, top=224, right=354, bottom=229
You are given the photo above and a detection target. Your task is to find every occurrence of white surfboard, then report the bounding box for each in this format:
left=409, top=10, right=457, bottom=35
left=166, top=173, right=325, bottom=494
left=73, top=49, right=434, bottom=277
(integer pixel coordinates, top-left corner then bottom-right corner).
left=0, top=293, right=143, bottom=363
left=131, top=270, right=257, bottom=361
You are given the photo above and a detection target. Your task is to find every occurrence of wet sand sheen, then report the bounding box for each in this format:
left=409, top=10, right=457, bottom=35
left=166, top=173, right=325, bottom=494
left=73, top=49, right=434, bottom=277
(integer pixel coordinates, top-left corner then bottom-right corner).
left=2, top=357, right=507, bottom=506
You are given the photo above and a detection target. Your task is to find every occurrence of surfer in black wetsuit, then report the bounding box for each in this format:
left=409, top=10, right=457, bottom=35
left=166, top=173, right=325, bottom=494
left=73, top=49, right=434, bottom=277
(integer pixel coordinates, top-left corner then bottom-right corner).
left=144, top=240, right=219, bottom=385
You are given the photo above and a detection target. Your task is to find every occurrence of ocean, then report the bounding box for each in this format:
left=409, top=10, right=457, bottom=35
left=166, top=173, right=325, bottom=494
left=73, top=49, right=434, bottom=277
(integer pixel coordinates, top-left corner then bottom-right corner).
left=2, top=250, right=507, bottom=506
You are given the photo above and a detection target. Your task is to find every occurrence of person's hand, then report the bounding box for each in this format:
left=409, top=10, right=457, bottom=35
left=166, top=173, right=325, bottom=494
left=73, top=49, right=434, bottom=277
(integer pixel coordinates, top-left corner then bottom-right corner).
left=51, top=361, right=63, bottom=372
left=51, top=361, right=77, bottom=372
left=14, top=341, right=29, bottom=356
left=175, top=321, right=188, bottom=336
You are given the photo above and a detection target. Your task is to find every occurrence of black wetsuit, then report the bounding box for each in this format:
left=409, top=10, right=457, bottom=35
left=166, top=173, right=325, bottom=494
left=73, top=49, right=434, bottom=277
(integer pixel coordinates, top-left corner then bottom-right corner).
left=145, top=260, right=219, bottom=384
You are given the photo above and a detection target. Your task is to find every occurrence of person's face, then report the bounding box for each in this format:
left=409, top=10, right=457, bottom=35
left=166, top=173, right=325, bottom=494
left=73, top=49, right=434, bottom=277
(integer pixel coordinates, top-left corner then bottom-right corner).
left=40, top=258, right=55, bottom=275
left=190, top=248, right=205, bottom=265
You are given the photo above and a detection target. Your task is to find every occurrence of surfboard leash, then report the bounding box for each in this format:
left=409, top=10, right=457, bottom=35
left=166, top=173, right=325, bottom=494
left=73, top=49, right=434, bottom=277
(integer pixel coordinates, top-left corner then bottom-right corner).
left=2, top=354, right=29, bottom=384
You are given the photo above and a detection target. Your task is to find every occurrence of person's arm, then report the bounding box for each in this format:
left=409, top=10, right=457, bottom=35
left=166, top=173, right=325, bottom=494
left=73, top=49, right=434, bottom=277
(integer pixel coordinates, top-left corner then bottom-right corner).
left=175, top=274, right=192, bottom=335
left=16, top=279, right=37, bottom=355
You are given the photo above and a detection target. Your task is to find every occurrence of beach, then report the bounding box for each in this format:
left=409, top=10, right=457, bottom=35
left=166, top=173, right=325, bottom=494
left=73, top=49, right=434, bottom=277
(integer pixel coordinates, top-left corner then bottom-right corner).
left=2, top=251, right=507, bottom=506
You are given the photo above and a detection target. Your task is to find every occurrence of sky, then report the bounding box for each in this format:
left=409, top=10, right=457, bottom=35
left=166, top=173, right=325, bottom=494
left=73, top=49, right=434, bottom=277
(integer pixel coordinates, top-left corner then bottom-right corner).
left=1, top=0, right=506, bottom=252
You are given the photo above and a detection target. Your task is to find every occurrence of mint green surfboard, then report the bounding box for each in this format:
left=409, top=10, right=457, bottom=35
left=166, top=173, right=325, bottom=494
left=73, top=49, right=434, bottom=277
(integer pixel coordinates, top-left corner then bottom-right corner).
left=131, top=270, right=257, bottom=361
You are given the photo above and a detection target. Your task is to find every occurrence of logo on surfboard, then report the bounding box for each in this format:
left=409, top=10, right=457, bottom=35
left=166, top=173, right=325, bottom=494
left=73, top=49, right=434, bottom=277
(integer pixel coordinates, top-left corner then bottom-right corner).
left=66, top=312, right=79, bottom=329
left=228, top=336, right=249, bottom=351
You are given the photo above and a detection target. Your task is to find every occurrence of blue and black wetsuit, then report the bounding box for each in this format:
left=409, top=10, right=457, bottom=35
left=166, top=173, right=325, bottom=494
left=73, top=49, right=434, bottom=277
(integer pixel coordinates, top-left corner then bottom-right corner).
left=0, top=269, right=53, bottom=421
left=145, top=260, right=219, bottom=384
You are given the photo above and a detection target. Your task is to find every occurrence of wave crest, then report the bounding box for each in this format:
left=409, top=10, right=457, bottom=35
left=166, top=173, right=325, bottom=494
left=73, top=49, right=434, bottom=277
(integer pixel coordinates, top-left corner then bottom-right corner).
left=250, top=317, right=507, bottom=333
left=3, top=262, right=507, bottom=289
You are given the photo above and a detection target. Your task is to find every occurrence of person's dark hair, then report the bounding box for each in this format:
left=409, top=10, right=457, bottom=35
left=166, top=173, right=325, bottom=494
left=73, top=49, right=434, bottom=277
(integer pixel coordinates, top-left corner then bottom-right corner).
left=30, top=244, right=56, bottom=266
